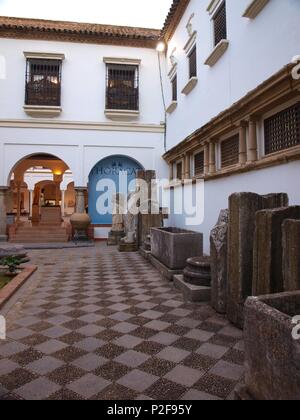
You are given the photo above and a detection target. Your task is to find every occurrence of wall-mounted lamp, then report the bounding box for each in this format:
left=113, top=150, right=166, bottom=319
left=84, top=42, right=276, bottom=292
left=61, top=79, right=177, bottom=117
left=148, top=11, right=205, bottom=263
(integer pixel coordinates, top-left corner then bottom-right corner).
left=156, top=42, right=166, bottom=53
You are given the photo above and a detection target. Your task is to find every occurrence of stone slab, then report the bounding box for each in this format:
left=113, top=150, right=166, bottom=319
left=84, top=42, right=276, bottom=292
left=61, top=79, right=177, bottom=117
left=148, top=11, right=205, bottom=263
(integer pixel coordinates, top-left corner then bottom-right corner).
left=282, top=219, right=300, bottom=292
left=253, top=206, right=300, bottom=296
left=227, top=192, right=288, bottom=329
left=149, top=255, right=182, bottom=281
left=174, top=275, right=211, bottom=303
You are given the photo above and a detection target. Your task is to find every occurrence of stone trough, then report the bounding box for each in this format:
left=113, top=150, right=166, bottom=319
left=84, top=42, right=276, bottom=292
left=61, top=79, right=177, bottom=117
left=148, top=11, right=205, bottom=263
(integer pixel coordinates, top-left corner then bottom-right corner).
left=238, top=291, right=300, bottom=400
left=150, top=227, right=203, bottom=280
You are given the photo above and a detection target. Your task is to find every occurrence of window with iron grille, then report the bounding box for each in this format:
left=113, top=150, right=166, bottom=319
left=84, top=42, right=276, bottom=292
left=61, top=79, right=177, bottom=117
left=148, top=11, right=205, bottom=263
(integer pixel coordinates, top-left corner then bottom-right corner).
left=106, top=64, right=139, bottom=111
left=176, top=161, right=183, bottom=180
left=265, top=102, right=300, bottom=155
left=188, top=46, right=197, bottom=79
left=172, top=75, right=177, bottom=102
left=25, top=59, right=62, bottom=106
left=221, top=135, right=239, bottom=168
left=213, top=1, right=227, bottom=46
left=194, top=151, right=204, bottom=176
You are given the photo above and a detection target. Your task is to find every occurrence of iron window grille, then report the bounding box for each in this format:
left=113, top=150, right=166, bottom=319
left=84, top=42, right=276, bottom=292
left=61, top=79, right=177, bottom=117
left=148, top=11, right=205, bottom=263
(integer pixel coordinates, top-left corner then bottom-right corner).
left=176, top=162, right=183, bottom=180
left=213, top=1, right=227, bottom=46
left=221, top=135, right=239, bottom=168
left=188, top=46, right=197, bottom=79
left=172, top=75, right=178, bottom=102
left=106, top=64, right=139, bottom=111
left=25, top=59, right=62, bottom=106
left=194, top=151, right=205, bottom=176
left=265, top=102, right=300, bottom=155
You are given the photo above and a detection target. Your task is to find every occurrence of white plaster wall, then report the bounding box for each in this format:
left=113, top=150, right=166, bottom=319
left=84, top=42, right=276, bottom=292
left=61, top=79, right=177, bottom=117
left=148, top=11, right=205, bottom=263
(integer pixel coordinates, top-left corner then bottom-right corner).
left=167, top=160, right=300, bottom=254
left=0, top=38, right=165, bottom=124
left=164, top=0, right=300, bottom=150
left=0, top=126, right=167, bottom=186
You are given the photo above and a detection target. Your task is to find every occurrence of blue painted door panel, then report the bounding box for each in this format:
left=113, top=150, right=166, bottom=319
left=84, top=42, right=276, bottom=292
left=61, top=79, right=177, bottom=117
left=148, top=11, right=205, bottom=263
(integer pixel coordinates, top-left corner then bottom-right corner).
left=88, top=155, right=142, bottom=225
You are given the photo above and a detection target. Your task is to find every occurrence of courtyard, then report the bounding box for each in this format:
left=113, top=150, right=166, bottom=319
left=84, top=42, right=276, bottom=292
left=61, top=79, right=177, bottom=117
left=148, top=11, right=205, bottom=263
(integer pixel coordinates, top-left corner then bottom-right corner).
left=0, top=244, right=244, bottom=400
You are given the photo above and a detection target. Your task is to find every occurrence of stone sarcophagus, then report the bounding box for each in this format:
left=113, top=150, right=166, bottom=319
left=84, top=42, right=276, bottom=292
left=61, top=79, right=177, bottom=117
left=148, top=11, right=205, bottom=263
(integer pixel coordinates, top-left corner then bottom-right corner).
left=241, top=291, right=300, bottom=401
left=151, top=227, right=203, bottom=271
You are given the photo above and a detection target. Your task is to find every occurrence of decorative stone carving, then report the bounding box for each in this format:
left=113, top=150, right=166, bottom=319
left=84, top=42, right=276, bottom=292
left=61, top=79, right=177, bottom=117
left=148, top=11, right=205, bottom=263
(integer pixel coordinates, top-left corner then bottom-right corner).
left=210, top=209, right=229, bottom=314
left=119, top=193, right=138, bottom=252
left=186, top=13, right=195, bottom=37
left=108, top=193, right=125, bottom=246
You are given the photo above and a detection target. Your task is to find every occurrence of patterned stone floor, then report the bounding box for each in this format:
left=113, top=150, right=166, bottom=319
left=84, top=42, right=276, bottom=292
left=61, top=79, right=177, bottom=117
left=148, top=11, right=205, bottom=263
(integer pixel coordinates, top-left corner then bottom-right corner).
left=0, top=244, right=244, bottom=400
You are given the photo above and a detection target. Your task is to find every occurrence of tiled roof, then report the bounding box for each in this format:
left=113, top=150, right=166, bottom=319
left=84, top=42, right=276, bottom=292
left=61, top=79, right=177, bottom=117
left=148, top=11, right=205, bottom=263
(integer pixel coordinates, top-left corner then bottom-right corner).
left=0, top=1, right=189, bottom=47
left=0, top=16, right=161, bottom=48
left=161, top=0, right=191, bottom=42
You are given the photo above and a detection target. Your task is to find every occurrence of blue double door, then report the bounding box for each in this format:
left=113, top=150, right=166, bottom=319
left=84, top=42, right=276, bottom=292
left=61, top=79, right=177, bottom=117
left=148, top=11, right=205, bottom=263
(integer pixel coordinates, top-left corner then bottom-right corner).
left=88, top=155, right=143, bottom=225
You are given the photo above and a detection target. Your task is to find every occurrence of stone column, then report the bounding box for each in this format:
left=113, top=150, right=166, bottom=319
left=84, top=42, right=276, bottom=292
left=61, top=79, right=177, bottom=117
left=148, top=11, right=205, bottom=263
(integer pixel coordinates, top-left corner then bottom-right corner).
left=184, top=154, right=191, bottom=180
left=5, top=188, right=14, bottom=214
left=61, top=190, right=65, bottom=218
left=204, top=143, right=209, bottom=175
left=210, top=209, right=229, bottom=314
left=29, top=190, right=33, bottom=218
left=248, top=118, right=258, bottom=163
left=227, top=192, right=289, bottom=329
left=0, top=187, right=8, bottom=242
left=16, top=181, right=21, bottom=223
left=239, top=121, right=247, bottom=165
left=282, top=219, right=300, bottom=292
left=169, top=163, right=174, bottom=181
left=209, top=141, right=216, bottom=174
left=75, top=187, right=86, bottom=214
left=253, top=206, right=300, bottom=296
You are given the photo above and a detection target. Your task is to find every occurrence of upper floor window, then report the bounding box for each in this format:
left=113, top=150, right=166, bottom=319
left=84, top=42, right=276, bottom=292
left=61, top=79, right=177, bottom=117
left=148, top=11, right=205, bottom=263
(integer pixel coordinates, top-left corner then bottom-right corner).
left=106, top=64, right=139, bottom=111
left=265, top=102, right=300, bottom=155
left=194, top=151, right=204, bottom=176
left=188, top=46, right=197, bottom=79
left=25, top=59, right=62, bottom=106
left=213, top=1, right=227, bottom=46
left=176, top=161, right=183, bottom=180
left=221, top=134, right=239, bottom=168
left=172, top=75, right=178, bottom=102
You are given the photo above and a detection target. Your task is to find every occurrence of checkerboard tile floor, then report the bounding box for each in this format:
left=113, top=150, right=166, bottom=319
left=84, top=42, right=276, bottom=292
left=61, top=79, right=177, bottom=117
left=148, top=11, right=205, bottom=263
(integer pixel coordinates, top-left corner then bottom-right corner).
left=0, top=245, right=244, bottom=400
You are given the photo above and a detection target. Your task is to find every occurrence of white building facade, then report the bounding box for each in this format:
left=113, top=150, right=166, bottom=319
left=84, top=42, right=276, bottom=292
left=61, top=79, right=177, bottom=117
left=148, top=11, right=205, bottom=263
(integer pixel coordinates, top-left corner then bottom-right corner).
left=0, top=0, right=300, bottom=250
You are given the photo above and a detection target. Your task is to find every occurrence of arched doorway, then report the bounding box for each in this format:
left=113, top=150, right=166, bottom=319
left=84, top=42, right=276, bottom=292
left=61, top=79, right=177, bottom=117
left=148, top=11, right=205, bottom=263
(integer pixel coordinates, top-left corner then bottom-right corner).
left=7, top=153, right=75, bottom=243
left=88, top=155, right=143, bottom=225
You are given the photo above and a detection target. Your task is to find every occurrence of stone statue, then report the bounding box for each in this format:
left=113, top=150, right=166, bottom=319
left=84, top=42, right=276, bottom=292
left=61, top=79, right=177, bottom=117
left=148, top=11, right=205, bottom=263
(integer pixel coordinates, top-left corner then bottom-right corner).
left=111, top=193, right=125, bottom=232
left=122, top=193, right=137, bottom=244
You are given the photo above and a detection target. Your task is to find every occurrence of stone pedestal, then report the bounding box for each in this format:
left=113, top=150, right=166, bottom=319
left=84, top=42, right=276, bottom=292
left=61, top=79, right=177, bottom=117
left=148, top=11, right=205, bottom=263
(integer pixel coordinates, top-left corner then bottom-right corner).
left=253, top=206, right=300, bottom=296
left=118, top=242, right=138, bottom=253
left=0, top=187, right=8, bottom=242
left=183, top=257, right=211, bottom=287
left=210, top=209, right=229, bottom=314
left=174, top=256, right=211, bottom=303
left=282, top=219, right=300, bottom=292
left=107, top=230, right=125, bottom=246
left=227, top=192, right=288, bottom=329
left=71, top=188, right=90, bottom=241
